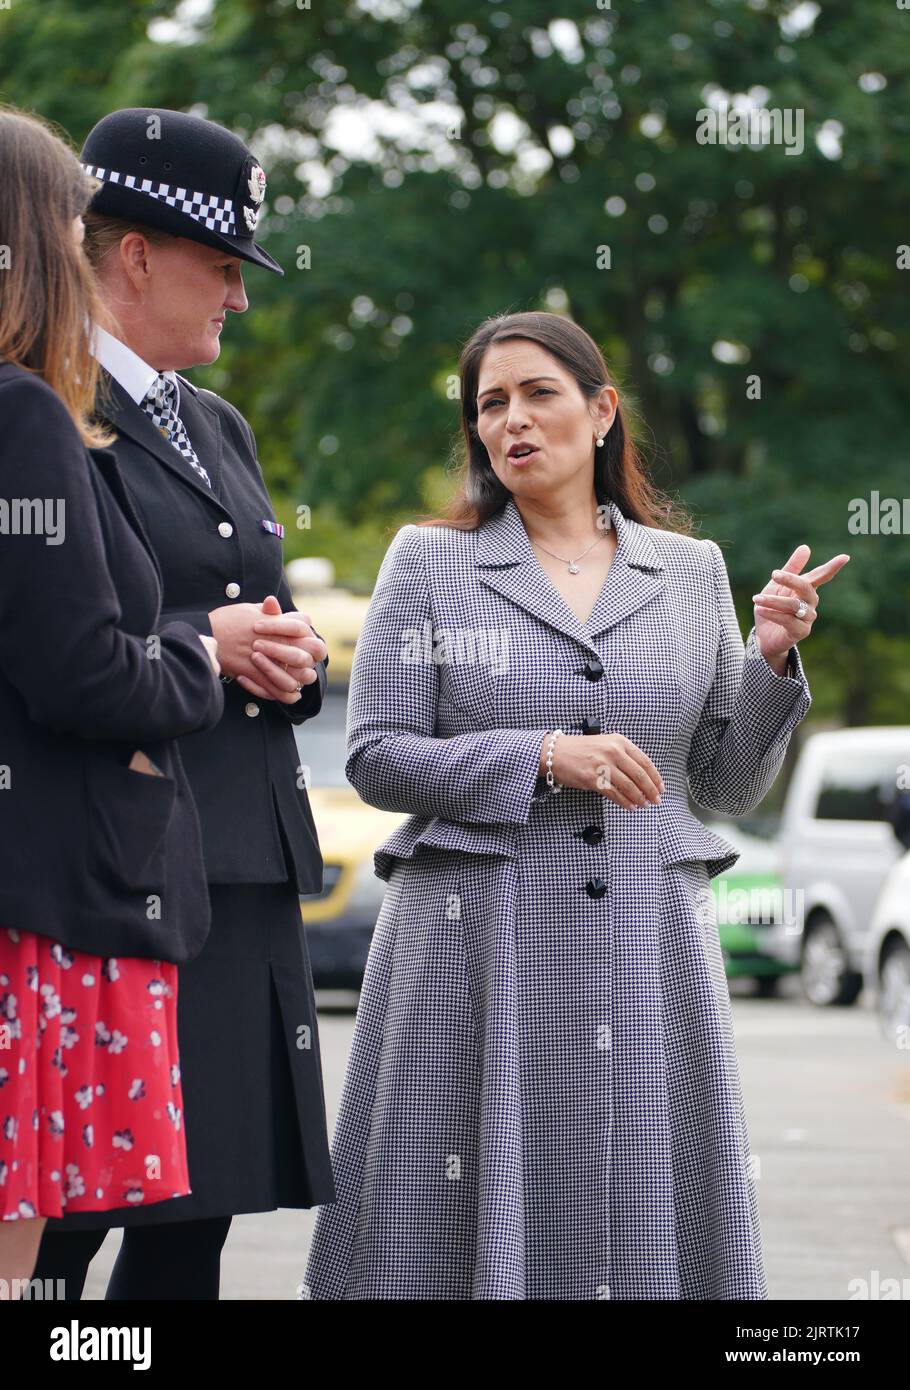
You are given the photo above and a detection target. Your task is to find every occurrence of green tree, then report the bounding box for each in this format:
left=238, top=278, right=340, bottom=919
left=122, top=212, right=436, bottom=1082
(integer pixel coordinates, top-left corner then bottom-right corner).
left=2, top=0, right=907, bottom=718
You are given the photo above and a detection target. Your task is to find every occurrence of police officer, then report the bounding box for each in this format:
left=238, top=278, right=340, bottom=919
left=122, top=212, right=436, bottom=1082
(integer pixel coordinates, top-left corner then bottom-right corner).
left=34, top=108, right=335, bottom=1300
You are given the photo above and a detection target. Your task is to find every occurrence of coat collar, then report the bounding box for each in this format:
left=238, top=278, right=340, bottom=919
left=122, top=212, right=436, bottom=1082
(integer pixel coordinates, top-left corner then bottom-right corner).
left=90, top=323, right=181, bottom=413
left=95, top=367, right=224, bottom=499
left=474, top=494, right=665, bottom=649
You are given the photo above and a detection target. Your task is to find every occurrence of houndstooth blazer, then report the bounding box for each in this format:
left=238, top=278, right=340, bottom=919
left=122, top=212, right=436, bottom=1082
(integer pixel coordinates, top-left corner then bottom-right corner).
left=349, top=495, right=811, bottom=884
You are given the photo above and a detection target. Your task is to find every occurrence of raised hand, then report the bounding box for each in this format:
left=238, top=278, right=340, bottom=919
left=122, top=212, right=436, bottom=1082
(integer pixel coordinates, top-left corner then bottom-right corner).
left=751, top=544, right=850, bottom=665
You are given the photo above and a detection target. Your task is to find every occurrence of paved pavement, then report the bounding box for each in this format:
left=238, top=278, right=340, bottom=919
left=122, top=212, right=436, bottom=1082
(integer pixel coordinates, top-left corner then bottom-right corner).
left=82, top=980, right=910, bottom=1300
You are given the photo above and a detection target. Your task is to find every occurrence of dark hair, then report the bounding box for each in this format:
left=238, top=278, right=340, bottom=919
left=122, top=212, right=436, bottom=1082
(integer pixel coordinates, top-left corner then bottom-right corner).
left=0, top=105, right=114, bottom=446
left=417, top=310, right=692, bottom=535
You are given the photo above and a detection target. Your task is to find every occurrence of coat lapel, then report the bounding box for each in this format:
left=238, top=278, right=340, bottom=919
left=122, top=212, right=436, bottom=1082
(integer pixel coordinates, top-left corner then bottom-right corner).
left=95, top=369, right=225, bottom=499
left=87, top=445, right=164, bottom=595
left=475, top=496, right=665, bottom=650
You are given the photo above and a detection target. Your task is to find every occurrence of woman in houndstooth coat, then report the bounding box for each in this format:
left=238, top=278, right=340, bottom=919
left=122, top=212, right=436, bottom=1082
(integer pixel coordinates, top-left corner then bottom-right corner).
left=304, top=312, right=848, bottom=1300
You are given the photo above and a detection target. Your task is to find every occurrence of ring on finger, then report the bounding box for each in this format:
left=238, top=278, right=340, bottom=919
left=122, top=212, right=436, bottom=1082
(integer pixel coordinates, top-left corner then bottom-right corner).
left=795, top=599, right=809, bottom=619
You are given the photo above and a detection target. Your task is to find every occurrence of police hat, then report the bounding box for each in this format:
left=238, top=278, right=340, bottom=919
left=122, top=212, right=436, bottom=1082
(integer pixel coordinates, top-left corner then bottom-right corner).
left=80, top=107, right=283, bottom=275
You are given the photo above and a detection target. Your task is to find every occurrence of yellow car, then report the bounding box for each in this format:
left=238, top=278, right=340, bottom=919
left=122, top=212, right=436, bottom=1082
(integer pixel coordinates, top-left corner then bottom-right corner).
left=288, top=557, right=369, bottom=688
left=294, top=689, right=406, bottom=987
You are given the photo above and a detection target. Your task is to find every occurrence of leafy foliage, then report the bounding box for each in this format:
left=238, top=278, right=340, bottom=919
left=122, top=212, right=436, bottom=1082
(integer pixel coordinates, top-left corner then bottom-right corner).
left=2, top=0, right=907, bottom=717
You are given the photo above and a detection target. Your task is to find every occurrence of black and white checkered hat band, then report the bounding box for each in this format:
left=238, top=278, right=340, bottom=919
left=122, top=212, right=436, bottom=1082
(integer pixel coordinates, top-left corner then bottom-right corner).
left=81, top=162, right=236, bottom=235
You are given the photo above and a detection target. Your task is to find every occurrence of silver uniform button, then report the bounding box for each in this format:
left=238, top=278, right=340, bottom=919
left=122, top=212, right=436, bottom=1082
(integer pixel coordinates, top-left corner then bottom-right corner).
left=244, top=702, right=260, bottom=718
left=225, top=581, right=240, bottom=598
left=218, top=522, right=234, bottom=538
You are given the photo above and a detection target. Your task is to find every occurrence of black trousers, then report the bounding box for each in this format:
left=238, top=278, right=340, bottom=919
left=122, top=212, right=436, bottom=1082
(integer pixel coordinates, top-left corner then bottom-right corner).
left=34, top=1217, right=232, bottom=1301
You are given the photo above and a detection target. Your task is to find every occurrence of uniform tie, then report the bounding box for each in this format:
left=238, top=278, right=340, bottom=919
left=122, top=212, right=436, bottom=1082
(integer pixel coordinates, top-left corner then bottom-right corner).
left=141, top=374, right=212, bottom=488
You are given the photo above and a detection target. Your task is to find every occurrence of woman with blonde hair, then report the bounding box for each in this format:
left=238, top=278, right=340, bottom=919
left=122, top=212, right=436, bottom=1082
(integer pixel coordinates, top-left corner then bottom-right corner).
left=304, top=310, right=849, bottom=1300
left=0, top=106, right=223, bottom=1294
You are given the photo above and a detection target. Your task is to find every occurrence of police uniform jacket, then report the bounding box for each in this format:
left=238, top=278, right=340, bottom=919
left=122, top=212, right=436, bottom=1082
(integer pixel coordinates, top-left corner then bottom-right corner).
left=93, top=366, right=326, bottom=892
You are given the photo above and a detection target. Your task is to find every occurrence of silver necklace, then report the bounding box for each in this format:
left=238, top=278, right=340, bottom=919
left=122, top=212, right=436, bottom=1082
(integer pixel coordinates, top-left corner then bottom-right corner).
left=531, top=534, right=606, bottom=574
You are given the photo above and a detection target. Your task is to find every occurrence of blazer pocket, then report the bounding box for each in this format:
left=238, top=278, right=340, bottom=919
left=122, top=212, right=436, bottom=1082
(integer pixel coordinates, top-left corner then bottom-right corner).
left=85, top=760, right=177, bottom=893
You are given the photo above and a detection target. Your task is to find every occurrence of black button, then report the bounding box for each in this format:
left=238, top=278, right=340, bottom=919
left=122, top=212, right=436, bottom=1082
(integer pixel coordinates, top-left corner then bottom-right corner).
left=580, top=716, right=602, bottom=735
left=585, top=877, right=607, bottom=899
left=583, top=658, right=604, bottom=681
left=580, top=825, right=603, bottom=846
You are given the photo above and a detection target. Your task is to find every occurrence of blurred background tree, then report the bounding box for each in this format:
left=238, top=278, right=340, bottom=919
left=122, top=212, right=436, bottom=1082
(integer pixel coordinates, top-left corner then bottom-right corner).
left=2, top=0, right=908, bottom=723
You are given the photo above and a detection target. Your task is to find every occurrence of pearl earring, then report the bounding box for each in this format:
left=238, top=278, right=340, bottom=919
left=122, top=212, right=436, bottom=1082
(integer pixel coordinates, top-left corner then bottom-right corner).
left=596, top=435, right=605, bottom=447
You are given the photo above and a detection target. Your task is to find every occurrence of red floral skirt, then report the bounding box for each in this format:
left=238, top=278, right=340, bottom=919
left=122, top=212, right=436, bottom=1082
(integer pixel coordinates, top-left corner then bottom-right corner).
left=0, top=927, right=191, bottom=1220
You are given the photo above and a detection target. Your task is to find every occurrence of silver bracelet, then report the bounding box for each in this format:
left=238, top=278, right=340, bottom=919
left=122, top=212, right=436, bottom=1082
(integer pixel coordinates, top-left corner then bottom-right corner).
left=545, top=729, right=564, bottom=794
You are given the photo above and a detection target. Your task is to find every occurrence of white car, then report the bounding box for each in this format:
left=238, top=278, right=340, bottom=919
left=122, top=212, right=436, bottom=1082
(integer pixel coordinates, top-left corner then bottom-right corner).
left=864, top=850, right=910, bottom=1042
left=766, top=727, right=910, bottom=1006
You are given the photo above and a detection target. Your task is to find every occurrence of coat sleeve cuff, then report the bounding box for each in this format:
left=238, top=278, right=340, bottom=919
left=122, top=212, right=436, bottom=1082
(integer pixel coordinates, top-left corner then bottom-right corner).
left=278, top=658, right=326, bottom=723
left=742, top=626, right=811, bottom=727
left=160, top=608, right=214, bottom=639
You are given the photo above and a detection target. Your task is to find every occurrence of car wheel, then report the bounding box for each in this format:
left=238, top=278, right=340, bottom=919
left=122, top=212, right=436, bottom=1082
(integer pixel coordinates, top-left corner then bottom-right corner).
left=877, top=941, right=910, bottom=1043
left=801, top=916, right=863, bottom=1007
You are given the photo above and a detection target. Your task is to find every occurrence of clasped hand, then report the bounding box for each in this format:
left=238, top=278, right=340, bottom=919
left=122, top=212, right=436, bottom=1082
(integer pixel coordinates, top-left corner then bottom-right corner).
left=209, top=593, right=327, bottom=704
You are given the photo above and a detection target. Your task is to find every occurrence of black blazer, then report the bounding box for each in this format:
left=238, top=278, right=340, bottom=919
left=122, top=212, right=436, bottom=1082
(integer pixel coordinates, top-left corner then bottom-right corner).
left=0, top=362, right=224, bottom=960
left=92, top=367, right=326, bottom=893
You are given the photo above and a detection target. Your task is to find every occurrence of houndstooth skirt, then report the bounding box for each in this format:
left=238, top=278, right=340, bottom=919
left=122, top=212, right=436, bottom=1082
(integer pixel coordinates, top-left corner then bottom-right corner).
left=303, top=803, right=766, bottom=1300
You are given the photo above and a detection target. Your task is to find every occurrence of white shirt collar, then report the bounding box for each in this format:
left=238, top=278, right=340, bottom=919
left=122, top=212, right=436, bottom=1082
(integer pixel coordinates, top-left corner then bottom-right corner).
left=90, top=324, right=181, bottom=412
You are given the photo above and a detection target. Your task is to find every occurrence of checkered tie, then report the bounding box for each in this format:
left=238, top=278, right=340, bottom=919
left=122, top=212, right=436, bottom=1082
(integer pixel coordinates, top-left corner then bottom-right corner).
left=141, top=374, right=212, bottom=488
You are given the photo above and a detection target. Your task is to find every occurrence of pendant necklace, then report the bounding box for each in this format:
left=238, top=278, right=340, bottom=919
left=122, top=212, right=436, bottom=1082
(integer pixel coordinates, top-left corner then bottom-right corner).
left=531, top=534, right=606, bottom=574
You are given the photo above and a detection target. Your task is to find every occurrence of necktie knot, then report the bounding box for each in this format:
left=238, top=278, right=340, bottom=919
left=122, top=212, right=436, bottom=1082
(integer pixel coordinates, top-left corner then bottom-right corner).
left=147, top=373, right=175, bottom=411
